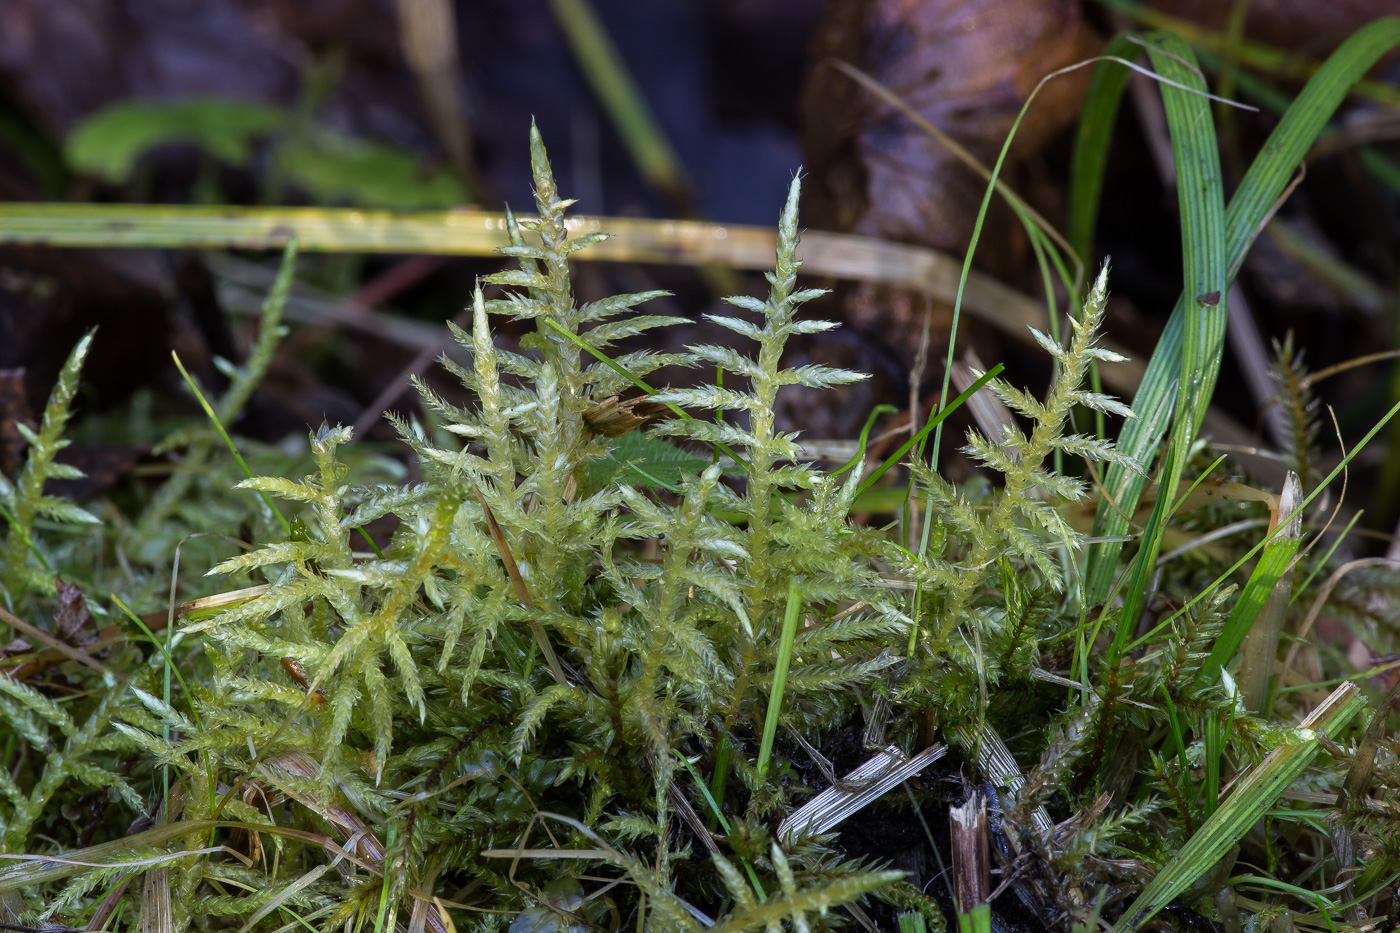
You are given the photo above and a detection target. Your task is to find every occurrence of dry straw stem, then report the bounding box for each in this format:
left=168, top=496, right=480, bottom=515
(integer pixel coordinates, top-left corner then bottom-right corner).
left=469, top=482, right=567, bottom=685
left=395, top=0, right=478, bottom=190
left=0, top=202, right=1143, bottom=395
left=949, top=793, right=990, bottom=918
left=777, top=744, right=947, bottom=843
left=0, top=604, right=107, bottom=675
left=3, top=585, right=266, bottom=682
left=1114, top=681, right=1367, bottom=933
left=952, top=724, right=1053, bottom=837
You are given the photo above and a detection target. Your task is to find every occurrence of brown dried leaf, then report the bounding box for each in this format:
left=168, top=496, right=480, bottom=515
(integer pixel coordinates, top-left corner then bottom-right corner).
left=802, top=0, right=1098, bottom=251
left=54, top=576, right=97, bottom=648
left=582, top=394, right=673, bottom=437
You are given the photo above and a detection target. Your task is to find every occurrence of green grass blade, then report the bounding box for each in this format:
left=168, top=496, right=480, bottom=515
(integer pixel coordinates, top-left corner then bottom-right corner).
left=1099, top=0, right=1400, bottom=107
left=1085, top=18, right=1400, bottom=605
left=547, top=0, right=691, bottom=209
left=1129, top=395, right=1400, bottom=653
left=676, top=751, right=732, bottom=835
left=1109, top=33, right=1228, bottom=654
left=854, top=364, right=1004, bottom=501
left=1115, top=682, right=1366, bottom=932
left=170, top=352, right=291, bottom=536
left=958, top=904, right=992, bottom=933
left=1222, top=472, right=1304, bottom=711
left=832, top=404, right=897, bottom=477
left=674, top=751, right=767, bottom=900
left=898, top=913, right=929, bottom=933
left=756, top=579, right=802, bottom=783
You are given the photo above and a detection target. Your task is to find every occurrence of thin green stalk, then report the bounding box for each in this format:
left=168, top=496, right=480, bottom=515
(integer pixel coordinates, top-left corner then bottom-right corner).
left=831, top=60, right=1082, bottom=289
left=170, top=352, right=292, bottom=536
left=109, top=595, right=202, bottom=734
left=756, top=579, right=802, bottom=783
left=1236, top=473, right=1303, bottom=713
left=957, top=904, right=992, bottom=933
left=111, top=592, right=216, bottom=835
left=1202, top=694, right=1230, bottom=819
left=855, top=365, right=1003, bottom=501
left=1068, top=33, right=1143, bottom=265
left=547, top=0, right=692, bottom=210
left=1159, top=684, right=1190, bottom=785
left=833, top=405, right=897, bottom=477
left=1227, top=875, right=1339, bottom=908
left=709, top=734, right=732, bottom=830
left=674, top=751, right=766, bottom=900
left=1130, top=395, right=1400, bottom=653
left=898, top=913, right=929, bottom=933
left=1197, top=480, right=1304, bottom=691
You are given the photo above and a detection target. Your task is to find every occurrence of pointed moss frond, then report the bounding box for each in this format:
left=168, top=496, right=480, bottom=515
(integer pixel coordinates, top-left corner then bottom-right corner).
left=18, top=131, right=917, bottom=925
left=135, top=240, right=297, bottom=542
left=1, top=331, right=97, bottom=593
left=900, top=263, right=1139, bottom=716
left=1269, top=332, right=1321, bottom=492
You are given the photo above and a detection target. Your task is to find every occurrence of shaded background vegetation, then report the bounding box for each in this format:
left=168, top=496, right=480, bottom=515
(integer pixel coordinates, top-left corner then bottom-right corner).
left=0, top=0, right=1397, bottom=526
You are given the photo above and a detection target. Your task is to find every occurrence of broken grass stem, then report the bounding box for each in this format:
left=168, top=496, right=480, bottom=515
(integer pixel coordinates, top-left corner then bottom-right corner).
left=470, top=483, right=567, bottom=685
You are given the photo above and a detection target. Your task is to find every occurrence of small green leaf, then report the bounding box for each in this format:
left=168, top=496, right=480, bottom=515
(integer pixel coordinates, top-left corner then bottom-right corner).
left=66, top=98, right=285, bottom=181
left=276, top=132, right=466, bottom=209
left=589, top=432, right=714, bottom=492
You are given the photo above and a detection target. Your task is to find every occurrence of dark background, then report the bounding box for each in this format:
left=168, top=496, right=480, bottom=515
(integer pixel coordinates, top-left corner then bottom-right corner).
left=1, top=0, right=1398, bottom=531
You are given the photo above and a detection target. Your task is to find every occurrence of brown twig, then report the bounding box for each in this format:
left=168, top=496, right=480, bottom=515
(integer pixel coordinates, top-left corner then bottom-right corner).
left=0, top=604, right=107, bottom=675
left=471, top=483, right=567, bottom=685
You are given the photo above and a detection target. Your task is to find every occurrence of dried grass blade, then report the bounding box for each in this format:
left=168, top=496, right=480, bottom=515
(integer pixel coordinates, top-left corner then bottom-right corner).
left=952, top=725, right=1053, bottom=838
left=0, top=203, right=1140, bottom=391
left=777, top=744, right=946, bottom=843
left=234, top=864, right=334, bottom=933
left=0, top=604, right=106, bottom=675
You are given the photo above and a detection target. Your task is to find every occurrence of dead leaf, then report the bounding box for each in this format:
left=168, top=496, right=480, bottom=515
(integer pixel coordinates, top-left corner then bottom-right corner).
left=582, top=395, right=674, bottom=437
left=801, top=0, right=1098, bottom=252
left=54, top=577, right=97, bottom=649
